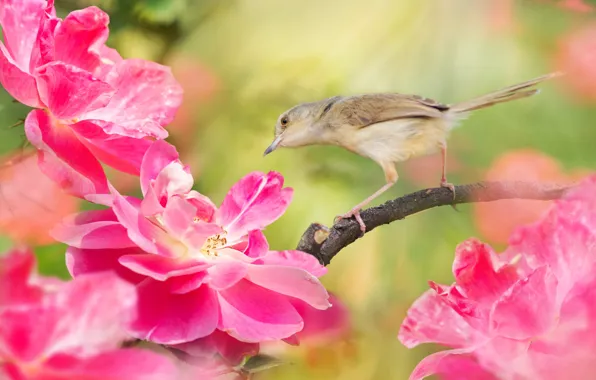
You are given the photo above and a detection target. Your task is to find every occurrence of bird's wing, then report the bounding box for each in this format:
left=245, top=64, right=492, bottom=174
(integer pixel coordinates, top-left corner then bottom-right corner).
left=334, top=93, right=448, bottom=129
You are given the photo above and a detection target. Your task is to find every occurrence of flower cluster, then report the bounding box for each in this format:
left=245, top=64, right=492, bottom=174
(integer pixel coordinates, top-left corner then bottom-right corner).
left=0, top=1, right=334, bottom=378
left=399, top=175, right=596, bottom=380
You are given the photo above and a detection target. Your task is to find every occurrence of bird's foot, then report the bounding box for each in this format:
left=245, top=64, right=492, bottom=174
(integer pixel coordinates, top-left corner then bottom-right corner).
left=440, top=180, right=457, bottom=211
left=440, top=180, right=456, bottom=199
left=334, top=207, right=366, bottom=235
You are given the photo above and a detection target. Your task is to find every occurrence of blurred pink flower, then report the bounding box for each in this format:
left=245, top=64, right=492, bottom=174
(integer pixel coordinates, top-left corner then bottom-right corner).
left=489, top=0, right=517, bottom=33
left=473, top=149, right=569, bottom=244
left=558, top=0, right=593, bottom=12
left=556, top=23, right=596, bottom=103
left=400, top=175, right=596, bottom=379
left=291, top=294, right=351, bottom=346
left=0, top=153, right=79, bottom=245
left=0, top=247, right=177, bottom=380
left=54, top=140, right=330, bottom=345
left=0, top=0, right=182, bottom=198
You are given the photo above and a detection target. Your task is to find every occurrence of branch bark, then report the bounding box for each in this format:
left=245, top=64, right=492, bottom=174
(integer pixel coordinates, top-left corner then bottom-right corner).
left=296, top=181, right=573, bottom=266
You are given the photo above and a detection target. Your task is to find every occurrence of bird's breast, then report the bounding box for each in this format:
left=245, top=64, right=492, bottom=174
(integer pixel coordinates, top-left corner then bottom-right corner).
left=351, top=118, right=449, bottom=163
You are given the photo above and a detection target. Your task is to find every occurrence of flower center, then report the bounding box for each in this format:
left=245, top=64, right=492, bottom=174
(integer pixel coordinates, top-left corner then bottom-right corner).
left=200, top=232, right=228, bottom=257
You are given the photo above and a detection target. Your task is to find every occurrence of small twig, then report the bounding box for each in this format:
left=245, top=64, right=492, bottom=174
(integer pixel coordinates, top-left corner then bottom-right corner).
left=296, top=181, right=573, bottom=266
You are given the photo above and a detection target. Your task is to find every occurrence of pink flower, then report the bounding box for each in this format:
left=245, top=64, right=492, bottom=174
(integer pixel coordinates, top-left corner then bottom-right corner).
left=290, top=294, right=351, bottom=346
left=399, top=175, right=596, bottom=380
left=0, top=247, right=177, bottom=380
left=0, top=0, right=182, bottom=198
left=556, top=23, right=596, bottom=103
left=558, top=0, right=593, bottom=12
left=53, top=140, right=330, bottom=345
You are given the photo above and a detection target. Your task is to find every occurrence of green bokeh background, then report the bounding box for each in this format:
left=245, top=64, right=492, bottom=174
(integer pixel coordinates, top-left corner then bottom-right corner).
left=1, top=0, right=595, bottom=379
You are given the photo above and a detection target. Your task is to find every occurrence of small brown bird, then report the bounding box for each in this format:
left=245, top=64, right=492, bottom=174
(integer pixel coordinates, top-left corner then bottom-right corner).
left=264, top=73, right=560, bottom=233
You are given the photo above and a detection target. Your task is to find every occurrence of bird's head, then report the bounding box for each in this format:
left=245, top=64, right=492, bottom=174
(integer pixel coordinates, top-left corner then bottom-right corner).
left=264, top=97, right=341, bottom=156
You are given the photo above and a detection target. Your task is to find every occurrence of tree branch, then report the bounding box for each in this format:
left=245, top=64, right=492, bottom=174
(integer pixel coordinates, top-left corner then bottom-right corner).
left=296, top=181, right=573, bottom=266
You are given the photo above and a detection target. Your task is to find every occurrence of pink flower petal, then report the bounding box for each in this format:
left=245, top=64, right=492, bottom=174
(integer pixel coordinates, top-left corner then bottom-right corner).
left=48, top=272, right=137, bottom=356
left=140, top=161, right=194, bottom=217
left=243, top=230, right=268, bottom=258
left=70, top=120, right=152, bottom=175
left=453, top=239, right=518, bottom=305
left=140, top=140, right=179, bottom=196
left=246, top=264, right=330, bottom=309
left=186, top=190, right=217, bottom=223
left=409, top=349, right=496, bottom=380
left=130, top=279, right=219, bottom=344
left=51, top=209, right=135, bottom=249
left=119, top=254, right=208, bottom=281
left=0, top=247, right=43, bottom=306
left=162, top=196, right=195, bottom=239
left=52, top=6, right=109, bottom=72
left=139, top=184, right=165, bottom=217
left=111, top=192, right=183, bottom=258
left=217, top=279, right=303, bottom=342
left=82, top=59, right=183, bottom=139
left=207, top=260, right=247, bottom=290
left=258, top=250, right=327, bottom=277
left=28, top=11, right=58, bottom=72
left=168, top=272, right=208, bottom=294
left=66, top=247, right=146, bottom=285
left=42, top=349, right=177, bottom=380
left=0, top=42, right=42, bottom=107
left=399, top=289, right=477, bottom=349
left=292, top=294, right=350, bottom=344
left=24, top=109, right=110, bottom=197
left=490, top=266, right=558, bottom=340
left=0, top=272, right=137, bottom=361
left=35, top=62, right=114, bottom=119
left=172, top=330, right=259, bottom=366
left=0, top=0, right=46, bottom=70
left=508, top=201, right=596, bottom=296
left=0, top=304, right=53, bottom=361
left=217, top=172, right=293, bottom=240
left=181, top=221, right=223, bottom=252
left=429, top=281, right=488, bottom=331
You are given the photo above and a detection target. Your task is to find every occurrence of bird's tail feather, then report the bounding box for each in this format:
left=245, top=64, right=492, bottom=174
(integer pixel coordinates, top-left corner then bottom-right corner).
left=448, top=72, right=562, bottom=114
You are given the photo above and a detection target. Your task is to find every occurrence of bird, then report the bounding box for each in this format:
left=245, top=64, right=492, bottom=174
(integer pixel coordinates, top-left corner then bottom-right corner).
left=264, top=73, right=561, bottom=233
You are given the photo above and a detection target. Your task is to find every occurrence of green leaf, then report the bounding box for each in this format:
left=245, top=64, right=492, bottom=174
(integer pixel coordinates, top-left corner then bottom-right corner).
left=240, top=354, right=287, bottom=374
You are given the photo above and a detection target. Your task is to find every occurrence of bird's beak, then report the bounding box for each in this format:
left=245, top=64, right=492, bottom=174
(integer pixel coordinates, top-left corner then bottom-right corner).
left=263, top=135, right=283, bottom=156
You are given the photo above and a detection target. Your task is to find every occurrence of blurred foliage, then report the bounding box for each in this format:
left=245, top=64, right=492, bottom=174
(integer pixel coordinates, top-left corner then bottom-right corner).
left=1, top=0, right=596, bottom=379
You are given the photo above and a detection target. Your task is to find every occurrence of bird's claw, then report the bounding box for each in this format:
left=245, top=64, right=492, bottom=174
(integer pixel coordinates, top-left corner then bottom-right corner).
left=334, top=209, right=367, bottom=236
left=441, top=180, right=456, bottom=200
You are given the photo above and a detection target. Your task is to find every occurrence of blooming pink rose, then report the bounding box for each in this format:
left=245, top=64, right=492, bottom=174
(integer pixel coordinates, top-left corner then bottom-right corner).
left=0, top=247, right=177, bottom=380
left=0, top=0, right=182, bottom=198
left=54, top=140, right=330, bottom=345
left=399, top=175, right=596, bottom=380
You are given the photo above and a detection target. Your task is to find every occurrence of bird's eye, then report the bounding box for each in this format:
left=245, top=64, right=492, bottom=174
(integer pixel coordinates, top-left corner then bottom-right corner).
left=280, top=116, right=289, bottom=126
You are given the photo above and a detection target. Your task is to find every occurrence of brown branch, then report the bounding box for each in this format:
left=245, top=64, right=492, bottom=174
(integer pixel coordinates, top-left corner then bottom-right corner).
left=296, top=181, right=573, bottom=266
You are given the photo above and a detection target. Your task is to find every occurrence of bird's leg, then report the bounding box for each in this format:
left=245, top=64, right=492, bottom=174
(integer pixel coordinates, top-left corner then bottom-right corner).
left=335, top=163, right=397, bottom=234
left=439, top=142, right=455, bottom=198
